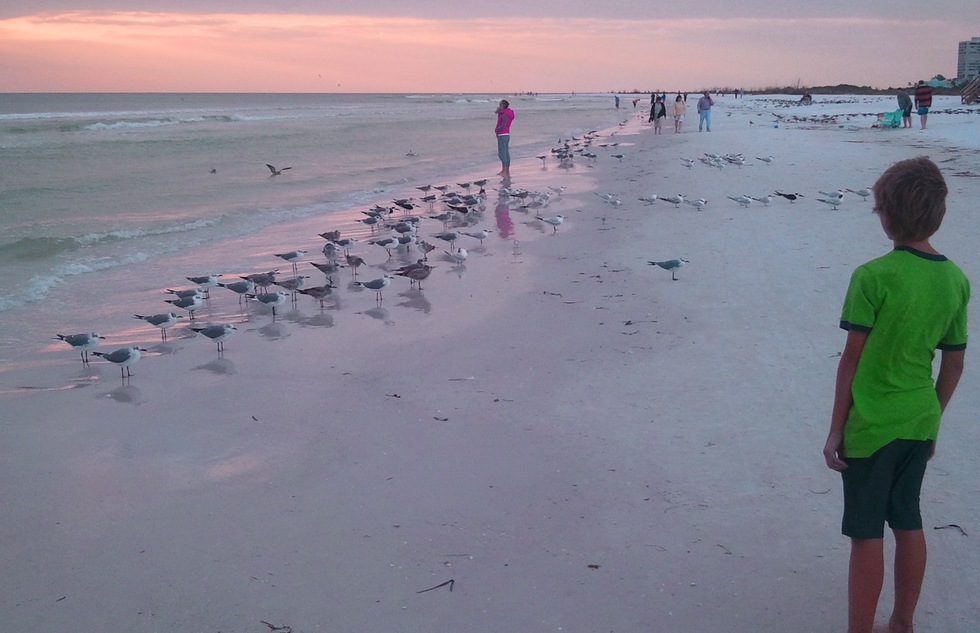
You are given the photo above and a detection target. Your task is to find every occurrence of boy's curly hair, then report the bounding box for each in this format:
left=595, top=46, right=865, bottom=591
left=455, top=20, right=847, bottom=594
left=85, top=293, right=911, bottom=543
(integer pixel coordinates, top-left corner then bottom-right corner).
left=872, top=156, right=947, bottom=242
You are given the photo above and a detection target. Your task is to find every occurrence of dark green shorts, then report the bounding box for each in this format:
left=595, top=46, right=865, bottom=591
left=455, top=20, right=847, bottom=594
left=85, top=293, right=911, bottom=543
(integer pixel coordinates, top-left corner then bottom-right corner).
left=841, top=439, right=932, bottom=539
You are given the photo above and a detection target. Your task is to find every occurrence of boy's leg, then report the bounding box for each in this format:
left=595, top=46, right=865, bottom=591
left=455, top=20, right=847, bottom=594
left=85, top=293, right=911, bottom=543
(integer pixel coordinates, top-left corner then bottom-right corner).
left=849, top=538, right=885, bottom=633
left=886, top=528, right=926, bottom=633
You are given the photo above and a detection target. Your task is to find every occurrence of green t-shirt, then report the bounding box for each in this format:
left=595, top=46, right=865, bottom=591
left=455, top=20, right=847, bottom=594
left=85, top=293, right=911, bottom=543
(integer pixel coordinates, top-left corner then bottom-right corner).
left=839, top=246, right=970, bottom=458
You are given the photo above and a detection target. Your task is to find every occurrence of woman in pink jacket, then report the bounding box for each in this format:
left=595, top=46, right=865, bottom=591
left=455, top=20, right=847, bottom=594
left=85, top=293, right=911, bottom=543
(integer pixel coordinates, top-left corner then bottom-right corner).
left=495, top=100, right=515, bottom=178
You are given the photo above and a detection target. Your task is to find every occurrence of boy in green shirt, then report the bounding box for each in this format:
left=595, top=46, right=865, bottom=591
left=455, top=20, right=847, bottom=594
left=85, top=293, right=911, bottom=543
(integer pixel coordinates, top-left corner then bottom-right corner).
left=823, top=156, right=969, bottom=633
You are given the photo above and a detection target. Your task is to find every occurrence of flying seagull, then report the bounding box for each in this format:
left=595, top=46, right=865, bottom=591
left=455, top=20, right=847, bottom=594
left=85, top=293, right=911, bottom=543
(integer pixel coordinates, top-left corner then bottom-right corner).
left=266, top=164, right=293, bottom=176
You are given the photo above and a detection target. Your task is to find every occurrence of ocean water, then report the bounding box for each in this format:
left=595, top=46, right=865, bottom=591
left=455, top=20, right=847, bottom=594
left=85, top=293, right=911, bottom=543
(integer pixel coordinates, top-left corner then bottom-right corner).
left=0, top=92, right=622, bottom=360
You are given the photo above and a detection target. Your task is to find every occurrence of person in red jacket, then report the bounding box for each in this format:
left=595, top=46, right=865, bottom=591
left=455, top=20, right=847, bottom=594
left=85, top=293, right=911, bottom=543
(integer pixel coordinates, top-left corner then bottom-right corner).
left=914, top=81, right=933, bottom=130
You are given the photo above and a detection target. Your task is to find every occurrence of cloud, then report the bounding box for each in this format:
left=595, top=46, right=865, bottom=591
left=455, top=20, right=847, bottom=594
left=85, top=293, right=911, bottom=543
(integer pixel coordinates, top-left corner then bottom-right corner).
left=0, top=11, right=971, bottom=91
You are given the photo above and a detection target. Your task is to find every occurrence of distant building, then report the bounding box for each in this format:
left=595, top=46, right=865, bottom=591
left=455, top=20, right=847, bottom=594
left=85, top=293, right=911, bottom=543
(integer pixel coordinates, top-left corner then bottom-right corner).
left=958, top=37, right=980, bottom=80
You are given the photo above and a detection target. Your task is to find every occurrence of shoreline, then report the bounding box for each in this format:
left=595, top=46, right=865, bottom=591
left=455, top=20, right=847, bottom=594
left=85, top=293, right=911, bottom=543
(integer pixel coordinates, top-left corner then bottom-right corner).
left=3, top=98, right=979, bottom=632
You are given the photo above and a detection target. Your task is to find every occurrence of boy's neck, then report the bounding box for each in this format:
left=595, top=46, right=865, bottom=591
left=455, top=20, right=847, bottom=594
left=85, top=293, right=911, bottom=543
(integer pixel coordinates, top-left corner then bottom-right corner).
left=894, top=239, right=939, bottom=255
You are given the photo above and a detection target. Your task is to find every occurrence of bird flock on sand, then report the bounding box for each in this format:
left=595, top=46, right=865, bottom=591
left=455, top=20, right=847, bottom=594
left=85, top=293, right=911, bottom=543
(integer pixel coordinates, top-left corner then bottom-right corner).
left=57, top=159, right=584, bottom=379
left=629, top=153, right=871, bottom=214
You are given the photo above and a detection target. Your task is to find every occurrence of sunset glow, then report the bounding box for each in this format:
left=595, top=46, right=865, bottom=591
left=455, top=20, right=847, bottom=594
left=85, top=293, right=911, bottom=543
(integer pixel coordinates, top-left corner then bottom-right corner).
left=0, top=11, right=973, bottom=92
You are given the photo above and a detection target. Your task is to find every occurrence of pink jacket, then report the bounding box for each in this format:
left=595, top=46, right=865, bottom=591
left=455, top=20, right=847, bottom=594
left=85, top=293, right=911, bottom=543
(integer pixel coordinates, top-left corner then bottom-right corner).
left=495, top=108, right=514, bottom=135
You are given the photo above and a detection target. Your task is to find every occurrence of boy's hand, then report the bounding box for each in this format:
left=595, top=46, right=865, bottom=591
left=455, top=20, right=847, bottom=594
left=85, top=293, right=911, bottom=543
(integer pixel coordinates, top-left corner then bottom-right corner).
left=823, top=432, right=848, bottom=472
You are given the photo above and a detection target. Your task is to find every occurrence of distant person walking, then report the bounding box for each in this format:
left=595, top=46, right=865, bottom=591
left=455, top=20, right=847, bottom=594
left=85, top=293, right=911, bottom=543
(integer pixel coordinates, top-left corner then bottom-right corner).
left=673, top=94, right=686, bottom=133
left=914, top=81, right=933, bottom=129
left=697, top=91, right=714, bottom=132
left=614, top=95, right=620, bottom=109
left=650, top=96, right=667, bottom=134
left=897, top=89, right=913, bottom=128
left=494, top=99, right=515, bottom=178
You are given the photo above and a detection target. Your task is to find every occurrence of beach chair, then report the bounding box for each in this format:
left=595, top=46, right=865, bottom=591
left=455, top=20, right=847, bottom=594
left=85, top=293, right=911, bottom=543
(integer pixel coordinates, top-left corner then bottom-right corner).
left=876, top=109, right=902, bottom=128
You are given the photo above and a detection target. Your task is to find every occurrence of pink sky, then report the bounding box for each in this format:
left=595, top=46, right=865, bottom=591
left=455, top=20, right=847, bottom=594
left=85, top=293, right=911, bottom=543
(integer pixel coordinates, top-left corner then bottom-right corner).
left=0, top=12, right=973, bottom=92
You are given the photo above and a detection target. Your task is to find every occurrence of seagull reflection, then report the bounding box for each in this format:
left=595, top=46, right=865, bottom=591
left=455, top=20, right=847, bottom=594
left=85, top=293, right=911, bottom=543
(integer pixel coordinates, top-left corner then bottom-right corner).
left=396, top=290, right=432, bottom=314
left=359, top=306, right=394, bottom=325
left=258, top=322, right=289, bottom=340
left=192, top=357, right=237, bottom=375
left=103, top=384, right=146, bottom=405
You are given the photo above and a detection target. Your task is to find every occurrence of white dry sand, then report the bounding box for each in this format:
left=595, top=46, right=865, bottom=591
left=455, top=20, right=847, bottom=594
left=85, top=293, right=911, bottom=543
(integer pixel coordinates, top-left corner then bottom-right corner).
left=2, top=94, right=979, bottom=633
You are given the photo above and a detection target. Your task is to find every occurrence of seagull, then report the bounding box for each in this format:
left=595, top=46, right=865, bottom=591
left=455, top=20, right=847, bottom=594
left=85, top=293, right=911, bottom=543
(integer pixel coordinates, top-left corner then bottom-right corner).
left=275, top=250, right=307, bottom=273
left=249, top=290, right=289, bottom=318
left=639, top=195, right=659, bottom=205
left=661, top=194, right=685, bottom=208
left=685, top=198, right=708, bottom=211
left=369, top=235, right=401, bottom=256
left=417, top=240, right=437, bottom=260
left=133, top=312, right=182, bottom=341
left=164, top=294, right=204, bottom=320
left=648, top=258, right=689, bottom=281
left=727, top=195, right=753, bottom=208
left=611, top=153, right=625, bottom=161
left=218, top=279, right=255, bottom=304
left=819, top=189, right=845, bottom=201
left=56, top=332, right=104, bottom=364
left=332, top=237, right=358, bottom=254
left=680, top=158, right=695, bottom=169
left=185, top=274, right=219, bottom=297
left=309, top=260, right=342, bottom=280
left=242, top=270, right=278, bottom=291
left=846, top=188, right=872, bottom=200
left=318, top=230, right=341, bottom=242
left=774, top=191, right=804, bottom=202
left=396, top=263, right=434, bottom=289
left=462, top=229, right=493, bottom=246
left=756, top=155, right=774, bottom=165
left=354, top=274, right=392, bottom=302
left=538, top=215, right=565, bottom=233
left=266, top=163, right=292, bottom=177
left=433, top=230, right=460, bottom=246
left=92, top=345, right=147, bottom=379
left=274, top=275, right=310, bottom=298
left=818, top=198, right=842, bottom=210
left=345, top=253, right=365, bottom=277
left=191, top=324, right=237, bottom=353
left=750, top=195, right=773, bottom=206
left=297, top=284, right=335, bottom=308
left=165, top=287, right=204, bottom=299
left=445, top=248, right=468, bottom=264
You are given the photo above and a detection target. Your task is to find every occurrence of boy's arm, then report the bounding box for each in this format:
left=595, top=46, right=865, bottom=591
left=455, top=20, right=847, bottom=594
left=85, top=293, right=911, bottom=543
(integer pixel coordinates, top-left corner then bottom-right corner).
left=823, top=329, right=868, bottom=471
left=936, top=349, right=965, bottom=413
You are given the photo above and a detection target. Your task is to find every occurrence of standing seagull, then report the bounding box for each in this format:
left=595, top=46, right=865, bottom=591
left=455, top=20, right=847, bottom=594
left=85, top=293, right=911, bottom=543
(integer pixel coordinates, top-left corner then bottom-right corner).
left=218, top=279, right=255, bottom=305
left=774, top=191, right=804, bottom=202
left=298, top=284, right=335, bottom=309
left=275, top=250, right=306, bottom=274
left=648, top=258, right=689, bottom=281
left=727, top=195, right=753, bottom=208
left=56, top=332, right=104, bottom=365
left=164, top=294, right=204, bottom=320
left=354, top=275, right=392, bottom=302
left=537, top=214, right=565, bottom=233
left=92, top=345, right=147, bottom=379
left=134, top=312, right=182, bottom=341
left=185, top=274, right=219, bottom=299
left=249, top=290, right=289, bottom=319
left=191, top=324, right=237, bottom=353
left=266, top=163, right=292, bottom=176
